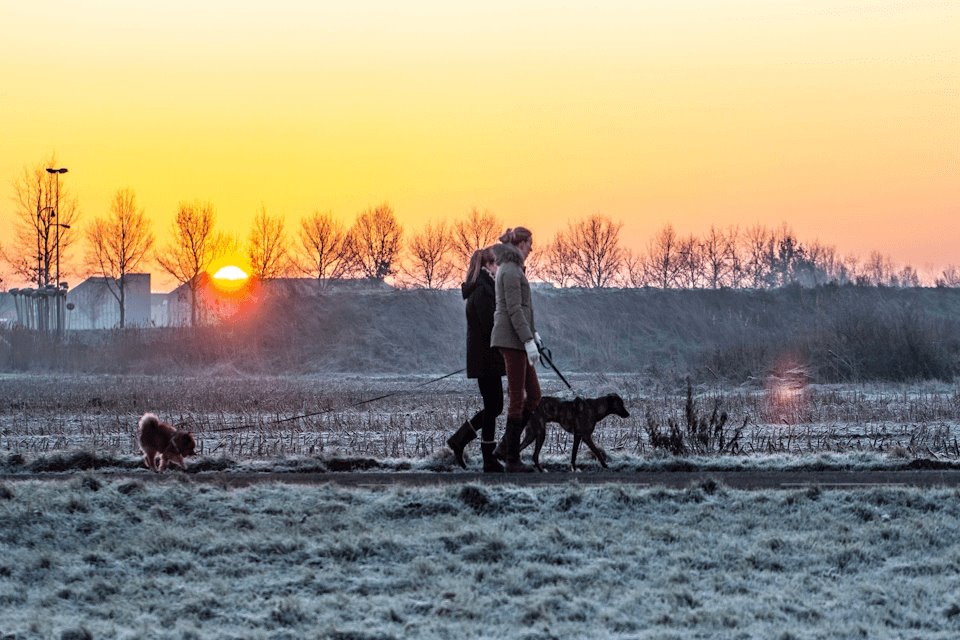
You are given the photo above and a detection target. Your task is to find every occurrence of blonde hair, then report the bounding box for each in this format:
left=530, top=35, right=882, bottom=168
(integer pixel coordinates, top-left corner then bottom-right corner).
left=465, top=246, right=496, bottom=284
left=499, top=227, right=533, bottom=246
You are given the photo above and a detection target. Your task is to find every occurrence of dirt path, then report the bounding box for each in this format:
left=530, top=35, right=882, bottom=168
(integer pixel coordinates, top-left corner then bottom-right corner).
left=4, top=469, right=960, bottom=489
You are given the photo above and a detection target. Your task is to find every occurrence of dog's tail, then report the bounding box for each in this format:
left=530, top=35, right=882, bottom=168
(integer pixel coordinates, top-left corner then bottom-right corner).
left=138, top=412, right=160, bottom=434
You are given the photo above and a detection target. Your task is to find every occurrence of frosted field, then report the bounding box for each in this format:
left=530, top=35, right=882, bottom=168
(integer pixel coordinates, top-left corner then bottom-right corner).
left=2, top=374, right=959, bottom=463
left=2, top=373, right=960, bottom=638
left=2, top=477, right=960, bottom=639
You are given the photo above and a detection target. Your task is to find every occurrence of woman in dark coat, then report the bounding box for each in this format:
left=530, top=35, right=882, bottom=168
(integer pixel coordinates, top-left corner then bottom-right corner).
left=447, top=246, right=506, bottom=472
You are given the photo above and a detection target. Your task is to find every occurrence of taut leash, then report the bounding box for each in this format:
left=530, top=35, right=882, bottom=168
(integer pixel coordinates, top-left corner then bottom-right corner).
left=196, top=368, right=466, bottom=433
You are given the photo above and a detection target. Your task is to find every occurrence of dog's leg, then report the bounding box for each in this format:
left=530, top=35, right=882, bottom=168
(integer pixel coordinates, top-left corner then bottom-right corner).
left=142, top=452, right=155, bottom=472
left=570, top=433, right=582, bottom=471
left=532, top=422, right=546, bottom=472
left=584, top=434, right=608, bottom=469
left=518, top=422, right=538, bottom=453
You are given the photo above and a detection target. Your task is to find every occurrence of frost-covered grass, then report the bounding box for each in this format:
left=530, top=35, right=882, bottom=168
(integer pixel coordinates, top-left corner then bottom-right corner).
left=2, top=477, right=960, bottom=639
left=2, top=449, right=959, bottom=478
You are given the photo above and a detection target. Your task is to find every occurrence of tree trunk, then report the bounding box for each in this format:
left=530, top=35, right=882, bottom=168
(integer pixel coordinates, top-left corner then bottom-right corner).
left=119, top=279, right=126, bottom=328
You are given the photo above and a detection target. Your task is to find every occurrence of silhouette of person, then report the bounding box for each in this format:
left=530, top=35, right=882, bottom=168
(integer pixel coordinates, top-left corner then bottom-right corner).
left=446, top=246, right=506, bottom=472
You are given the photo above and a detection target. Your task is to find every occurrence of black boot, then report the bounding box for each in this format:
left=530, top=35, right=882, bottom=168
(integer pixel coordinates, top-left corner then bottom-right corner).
left=446, top=421, right=477, bottom=469
left=492, top=437, right=506, bottom=461
left=495, top=408, right=531, bottom=461
left=480, top=440, right=505, bottom=473
left=503, top=418, right=533, bottom=473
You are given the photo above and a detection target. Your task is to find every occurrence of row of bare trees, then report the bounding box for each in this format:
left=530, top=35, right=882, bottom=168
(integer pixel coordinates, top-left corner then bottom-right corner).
left=243, top=205, right=503, bottom=290
left=621, top=222, right=934, bottom=290
left=6, top=158, right=960, bottom=328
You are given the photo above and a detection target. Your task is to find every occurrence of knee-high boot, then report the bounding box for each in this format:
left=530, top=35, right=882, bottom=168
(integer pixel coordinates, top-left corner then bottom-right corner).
left=493, top=408, right=531, bottom=462
left=503, top=418, right=533, bottom=473
left=446, top=420, right=477, bottom=469
left=480, top=440, right=504, bottom=472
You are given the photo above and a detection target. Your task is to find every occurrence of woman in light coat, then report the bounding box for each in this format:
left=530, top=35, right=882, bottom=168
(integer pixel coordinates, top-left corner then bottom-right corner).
left=490, top=227, right=542, bottom=472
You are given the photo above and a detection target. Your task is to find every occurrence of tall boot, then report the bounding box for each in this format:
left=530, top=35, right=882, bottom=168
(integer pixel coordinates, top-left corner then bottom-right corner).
left=503, top=418, right=533, bottom=473
left=480, top=440, right=505, bottom=473
left=446, top=420, right=477, bottom=469
left=495, top=408, right=531, bottom=461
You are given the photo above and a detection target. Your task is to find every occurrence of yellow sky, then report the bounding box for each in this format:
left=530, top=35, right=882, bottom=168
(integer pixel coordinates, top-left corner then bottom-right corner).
left=1, top=0, right=957, bottom=290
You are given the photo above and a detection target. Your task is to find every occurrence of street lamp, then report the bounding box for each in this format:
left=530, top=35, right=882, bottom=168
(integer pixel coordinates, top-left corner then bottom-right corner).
left=36, top=205, right=55, bottom=287
left=46, top=167, right=68, bottom=288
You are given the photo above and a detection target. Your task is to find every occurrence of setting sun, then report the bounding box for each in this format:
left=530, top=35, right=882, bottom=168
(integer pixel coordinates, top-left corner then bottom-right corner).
left=212, top=265, right=249, bottom=282
left=210, top=265, right=250, bottom=293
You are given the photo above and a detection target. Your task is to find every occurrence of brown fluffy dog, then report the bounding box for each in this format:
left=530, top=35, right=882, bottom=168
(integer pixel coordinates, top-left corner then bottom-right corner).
left=138, top=413, right=196, bottom=472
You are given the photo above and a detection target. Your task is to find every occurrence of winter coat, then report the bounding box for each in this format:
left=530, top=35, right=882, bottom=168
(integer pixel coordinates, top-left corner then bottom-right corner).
left=462, top=268, right=505, bottom=379
left=491, top=242, right=537, bottom=351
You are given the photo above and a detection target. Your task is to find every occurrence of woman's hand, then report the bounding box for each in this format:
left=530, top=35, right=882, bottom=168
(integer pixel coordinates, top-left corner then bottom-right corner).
left=524, top=340, right=540, bottom=367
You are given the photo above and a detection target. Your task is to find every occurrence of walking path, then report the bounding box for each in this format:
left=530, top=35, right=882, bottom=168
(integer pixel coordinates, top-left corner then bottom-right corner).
left=3, top=469, right=960, bottom=490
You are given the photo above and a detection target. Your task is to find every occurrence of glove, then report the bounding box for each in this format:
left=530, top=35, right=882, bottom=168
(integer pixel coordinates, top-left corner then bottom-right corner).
left=524, top=340, right=540, bottom=367
left=534, top=332, right=543, bottom=349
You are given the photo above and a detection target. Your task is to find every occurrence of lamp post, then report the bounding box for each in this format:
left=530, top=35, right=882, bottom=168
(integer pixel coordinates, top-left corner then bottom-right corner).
left=36, top=205, right=55, bottom=287
left=45, top=167, right=68, bottom=288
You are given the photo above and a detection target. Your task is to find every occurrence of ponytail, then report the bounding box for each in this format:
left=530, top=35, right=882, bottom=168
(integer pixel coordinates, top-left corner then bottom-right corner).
left=465, top=247, right=495, bottom=284
left=499, top=226, right=532, bottom=246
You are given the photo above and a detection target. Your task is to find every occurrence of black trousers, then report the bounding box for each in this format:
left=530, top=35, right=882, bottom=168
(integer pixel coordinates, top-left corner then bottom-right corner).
left=470, top=375, right=504, bottom=442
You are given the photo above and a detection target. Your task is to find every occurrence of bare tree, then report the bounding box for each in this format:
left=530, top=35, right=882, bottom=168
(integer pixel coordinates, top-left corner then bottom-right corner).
left=451, top=207, right=502, bottom=267
left=806, top=241, right=842, bottom=285
left=644, top=224, right=680, bottom=289
left=937, top=265, right=960, bottom=287
left=892, top=264, right=921, bottom=288
left=85, top=188, right=154, bottom=327
left=622, top=249, right=647, bottom=287
left=295, top=210, right=353, bottom=283
left=156, top=200, right=227, bottom=326
left=247, top=206, right=290, bottom=281
left=404, top=220, right=456, bottom=289
left=742, top=224, right=775, bottom=288
left=675, top=234, right=704, bottom=289
left=348, top=203, right=403, bottom=280
left=841, top=253, right=864, bottom=285
left=702, top=226, right=735, bottom=289
left=2, top=156, right=80, bottom=287
left=863, top=251, right=894, bottom=286
left=540, top=232, right=577, bottom=287
left=562, top=214, right=625, bottom=288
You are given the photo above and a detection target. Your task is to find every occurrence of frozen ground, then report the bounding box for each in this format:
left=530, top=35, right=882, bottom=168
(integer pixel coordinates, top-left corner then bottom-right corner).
left=2, top=477, right=960, bottom=639
left=2, top=375, right=959, bottom=638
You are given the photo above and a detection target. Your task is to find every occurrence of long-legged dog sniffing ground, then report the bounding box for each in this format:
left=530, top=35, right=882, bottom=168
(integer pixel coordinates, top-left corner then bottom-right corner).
left=2, top=478, right=960, bottom=638
left=517, top=393, right=631, bottom=470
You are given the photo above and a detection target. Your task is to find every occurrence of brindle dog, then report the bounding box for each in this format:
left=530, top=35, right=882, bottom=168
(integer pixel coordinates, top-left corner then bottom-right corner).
left=519, top=393, right=630, bottom=471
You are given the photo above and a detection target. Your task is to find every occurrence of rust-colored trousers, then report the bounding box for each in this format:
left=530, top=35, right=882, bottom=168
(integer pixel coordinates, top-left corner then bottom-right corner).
left=499, top=347, right=542, bottom=421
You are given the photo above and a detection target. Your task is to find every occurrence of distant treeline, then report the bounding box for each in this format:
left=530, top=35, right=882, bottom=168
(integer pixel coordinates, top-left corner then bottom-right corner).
left=4, top=285, right=959, bottom=384
left=7, top=157, right=960, bottom=323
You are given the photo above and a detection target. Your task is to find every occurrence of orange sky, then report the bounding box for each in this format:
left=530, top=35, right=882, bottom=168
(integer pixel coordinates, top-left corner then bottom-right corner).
left=1, top=1, right=957, bottom=290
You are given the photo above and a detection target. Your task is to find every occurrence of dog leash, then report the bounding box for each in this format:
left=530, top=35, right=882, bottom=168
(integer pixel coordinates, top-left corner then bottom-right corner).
left=537, top=345, right=574, bottom=391
left=194, top=367, right=467, bottom=433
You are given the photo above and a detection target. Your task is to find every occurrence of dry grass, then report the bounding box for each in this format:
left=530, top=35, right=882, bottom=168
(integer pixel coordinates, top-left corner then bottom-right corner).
left=2, top=374, right=959, bottom=464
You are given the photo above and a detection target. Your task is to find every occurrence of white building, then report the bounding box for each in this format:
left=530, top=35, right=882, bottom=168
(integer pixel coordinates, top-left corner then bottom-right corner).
left=66, top=274, right=152, bottom=329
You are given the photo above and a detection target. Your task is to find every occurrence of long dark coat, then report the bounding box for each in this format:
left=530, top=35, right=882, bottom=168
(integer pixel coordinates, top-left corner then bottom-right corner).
left=462, top=268, right=505, bottom=379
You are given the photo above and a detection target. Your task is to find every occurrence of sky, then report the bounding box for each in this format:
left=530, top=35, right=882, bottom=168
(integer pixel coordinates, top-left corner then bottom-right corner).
left=1, top=0, right=957, bottom=290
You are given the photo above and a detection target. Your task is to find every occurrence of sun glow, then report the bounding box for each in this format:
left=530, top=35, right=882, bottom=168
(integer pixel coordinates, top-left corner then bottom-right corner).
left=210, top=265, right=250, bottom=293
left=213, top=265, right=248, bottom=281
